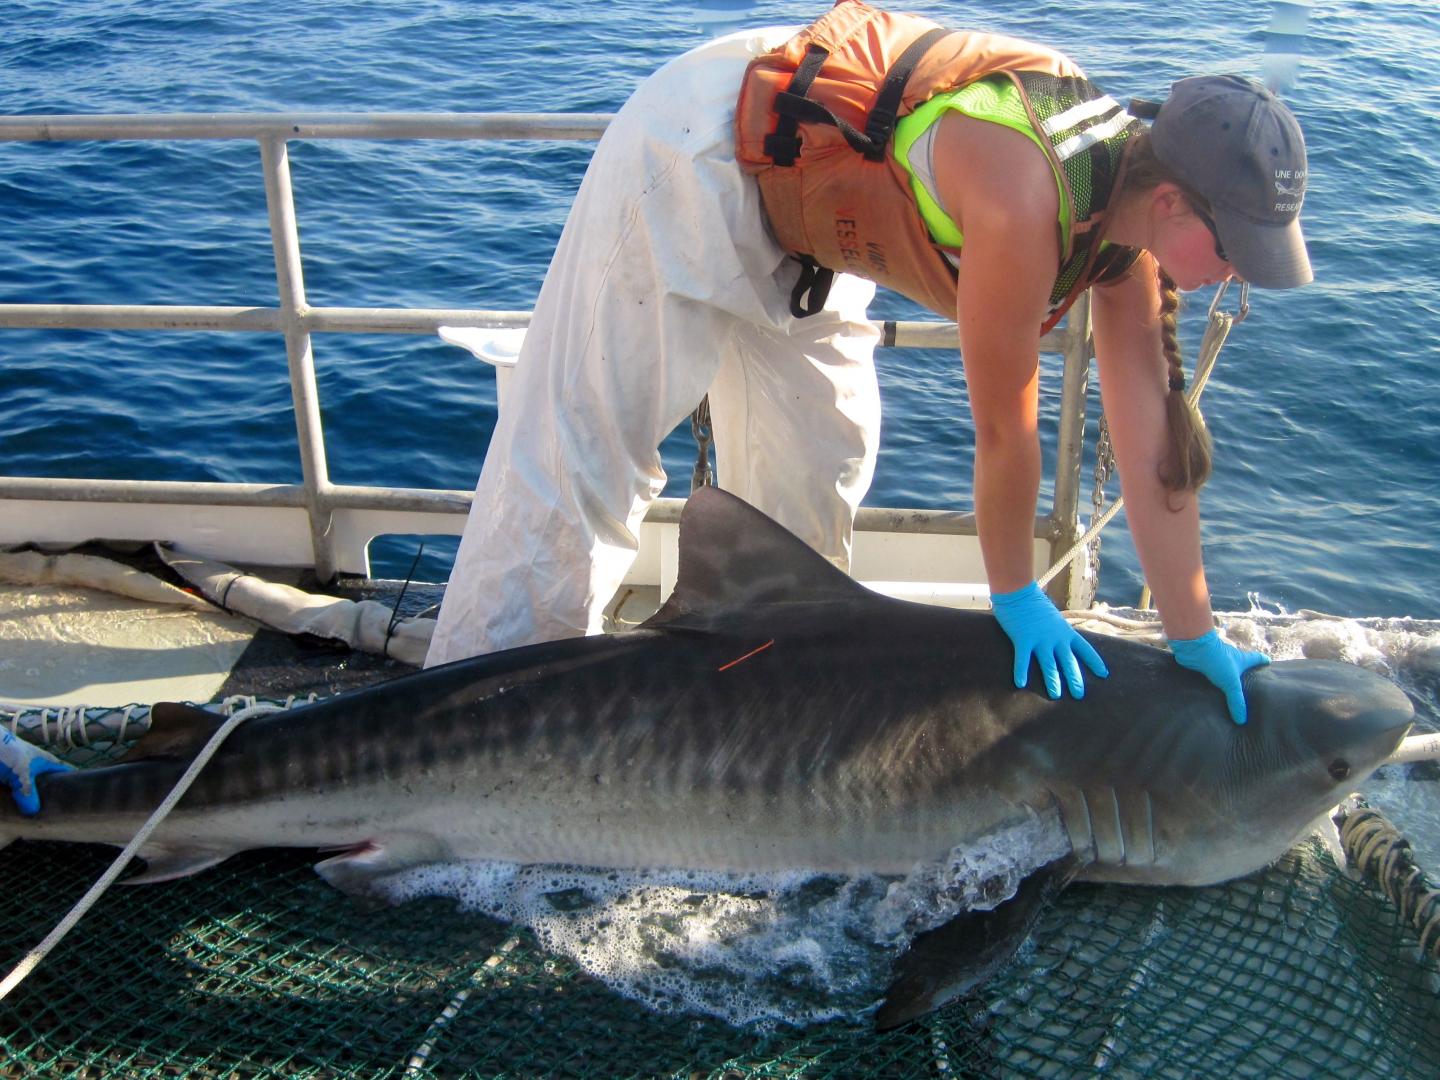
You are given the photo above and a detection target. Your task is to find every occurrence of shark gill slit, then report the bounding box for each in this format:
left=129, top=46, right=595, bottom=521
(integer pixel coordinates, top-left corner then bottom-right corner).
left=1144, top=790, right=1156, bottom=864
left=1077, top=788, right=1095, bottom=859
left=1105, top=786, right=1126, bottom=865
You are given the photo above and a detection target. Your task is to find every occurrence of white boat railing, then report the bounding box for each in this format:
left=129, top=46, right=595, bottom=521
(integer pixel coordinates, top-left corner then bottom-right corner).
left=0, top=112, right=1097, bottom=607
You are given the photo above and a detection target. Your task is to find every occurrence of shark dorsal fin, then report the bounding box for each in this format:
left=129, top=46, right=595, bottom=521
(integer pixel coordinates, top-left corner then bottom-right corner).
left=120, top=702, right=227, bottom=763
left=642, top=487, right=876, bottom=630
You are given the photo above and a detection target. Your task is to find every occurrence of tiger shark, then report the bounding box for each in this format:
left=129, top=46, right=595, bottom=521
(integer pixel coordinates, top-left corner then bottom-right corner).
left=0, top=487, right=1413, bottom=1027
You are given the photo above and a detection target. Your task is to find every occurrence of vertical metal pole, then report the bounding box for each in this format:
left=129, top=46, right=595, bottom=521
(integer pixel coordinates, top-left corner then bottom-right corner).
left=260, top=134, right=338, bottom=581
left=1048, top=292, right=1096, bottom=610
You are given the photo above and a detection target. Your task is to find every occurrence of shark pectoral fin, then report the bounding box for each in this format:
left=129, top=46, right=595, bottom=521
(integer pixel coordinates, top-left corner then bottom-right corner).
left=123, top=843, right=240, bottom=885
left=875, top=855, right=1079, bottom=1031
left=313, top=833, right=452, bottom=900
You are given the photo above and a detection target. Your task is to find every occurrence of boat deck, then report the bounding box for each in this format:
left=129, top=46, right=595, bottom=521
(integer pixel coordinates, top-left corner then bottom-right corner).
left=0, top=550, right=410, bottom=709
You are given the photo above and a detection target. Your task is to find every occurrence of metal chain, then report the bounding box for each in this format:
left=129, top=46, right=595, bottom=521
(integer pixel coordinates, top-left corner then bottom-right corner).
left=1089, top=415, right=1117, bottom=584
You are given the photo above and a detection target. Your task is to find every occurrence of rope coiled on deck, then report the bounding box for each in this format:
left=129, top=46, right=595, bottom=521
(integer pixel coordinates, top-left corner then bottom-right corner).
left=1337, top=801, right=1440, bottom=959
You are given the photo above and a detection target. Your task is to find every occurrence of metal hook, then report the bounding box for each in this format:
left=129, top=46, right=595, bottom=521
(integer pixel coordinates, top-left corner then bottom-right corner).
left=1207, top=278, right=1251, bottom=325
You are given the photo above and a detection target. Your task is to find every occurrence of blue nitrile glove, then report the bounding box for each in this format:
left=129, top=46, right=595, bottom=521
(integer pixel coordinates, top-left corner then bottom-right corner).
left=1170, top=630, right=1270, bottom=726
left=991, top=582, right=1109, bottom=699
left=0, top=729, right=73, bottom=816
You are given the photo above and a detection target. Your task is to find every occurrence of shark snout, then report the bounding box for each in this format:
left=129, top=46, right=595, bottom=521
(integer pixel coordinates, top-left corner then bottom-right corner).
left=1246, top=658, right=1414, bottom=770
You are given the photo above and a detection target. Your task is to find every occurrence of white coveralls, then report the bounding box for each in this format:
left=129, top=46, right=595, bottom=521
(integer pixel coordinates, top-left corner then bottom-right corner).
left=425, top=28, right=883, bottom=666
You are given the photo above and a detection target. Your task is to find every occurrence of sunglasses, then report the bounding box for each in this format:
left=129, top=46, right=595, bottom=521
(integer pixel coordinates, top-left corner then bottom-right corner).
left=1191, top=204, right=1229, bottom=263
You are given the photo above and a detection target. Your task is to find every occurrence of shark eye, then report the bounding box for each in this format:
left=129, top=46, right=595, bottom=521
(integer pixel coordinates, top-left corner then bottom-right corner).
left=1328, top=759, right=1352, bottom=782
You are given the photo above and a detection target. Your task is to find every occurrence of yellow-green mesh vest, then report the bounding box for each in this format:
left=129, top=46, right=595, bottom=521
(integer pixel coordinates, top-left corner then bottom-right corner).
left=893, top=72, right=1142, bottom=323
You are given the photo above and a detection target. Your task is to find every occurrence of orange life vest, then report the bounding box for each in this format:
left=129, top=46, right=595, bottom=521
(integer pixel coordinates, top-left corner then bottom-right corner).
left=735, top=0, right=1127, bottom=330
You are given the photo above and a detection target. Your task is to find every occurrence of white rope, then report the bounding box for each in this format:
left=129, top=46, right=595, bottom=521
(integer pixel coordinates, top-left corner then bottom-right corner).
left=1338, top=802, right=1440, bottom=960
left=1039, top=498, right=1127, bottom=590
left=1062, top=607, right=1164, bottom=634
left=0, top=695, right=322, bottom=758
left=2, top=701, right=150, bottom=753
left=0, top=700, right=283, bottom=1002
left=1061, top=606, right=1168, bottom=646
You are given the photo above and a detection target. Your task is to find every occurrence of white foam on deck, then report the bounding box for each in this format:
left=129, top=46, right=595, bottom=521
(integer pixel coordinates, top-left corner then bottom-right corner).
left=373, top=810, right=1072, bottom=1028
left=0, top=583, right=255, bottom=706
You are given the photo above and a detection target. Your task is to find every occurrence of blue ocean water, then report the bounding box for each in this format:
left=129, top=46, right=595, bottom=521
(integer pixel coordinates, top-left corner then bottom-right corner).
left=1, top=0, right=1437, bottom=619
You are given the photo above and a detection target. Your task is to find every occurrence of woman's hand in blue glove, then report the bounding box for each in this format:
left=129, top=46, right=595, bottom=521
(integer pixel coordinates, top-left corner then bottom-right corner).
left=1169, top=629, right=1270, bottom=725
left=991, top=582, right=1109, bottom=699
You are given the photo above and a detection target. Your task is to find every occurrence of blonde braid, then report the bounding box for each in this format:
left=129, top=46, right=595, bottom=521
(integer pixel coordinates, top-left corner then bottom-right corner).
left=1155, top=267, right=1213, bottom=492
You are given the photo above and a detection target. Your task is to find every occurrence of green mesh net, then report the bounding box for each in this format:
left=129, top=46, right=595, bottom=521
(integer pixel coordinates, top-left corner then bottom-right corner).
left=2, top=833, right=1436, bottom=1079
left=2, top=698, right=1436, bottom=1077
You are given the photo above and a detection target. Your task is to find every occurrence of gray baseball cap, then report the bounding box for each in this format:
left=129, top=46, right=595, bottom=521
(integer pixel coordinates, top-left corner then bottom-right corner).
left=1150, top=74, right=1312, bottom=289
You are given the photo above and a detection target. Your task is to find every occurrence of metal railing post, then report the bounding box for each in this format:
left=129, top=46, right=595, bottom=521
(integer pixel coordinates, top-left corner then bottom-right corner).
left=1048, top=292, right=1096, bottom=610
left=260, top=133, right=338, bottom=582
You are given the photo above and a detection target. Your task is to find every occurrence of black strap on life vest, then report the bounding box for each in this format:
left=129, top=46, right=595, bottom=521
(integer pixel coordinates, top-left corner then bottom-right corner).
left=765, top=27, right=954, bottom=166
left=789, top=255, right=835, bottom=318
left=765, top=26, right=953, bottom=317
left=763, top=43, right=831, bottom=167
